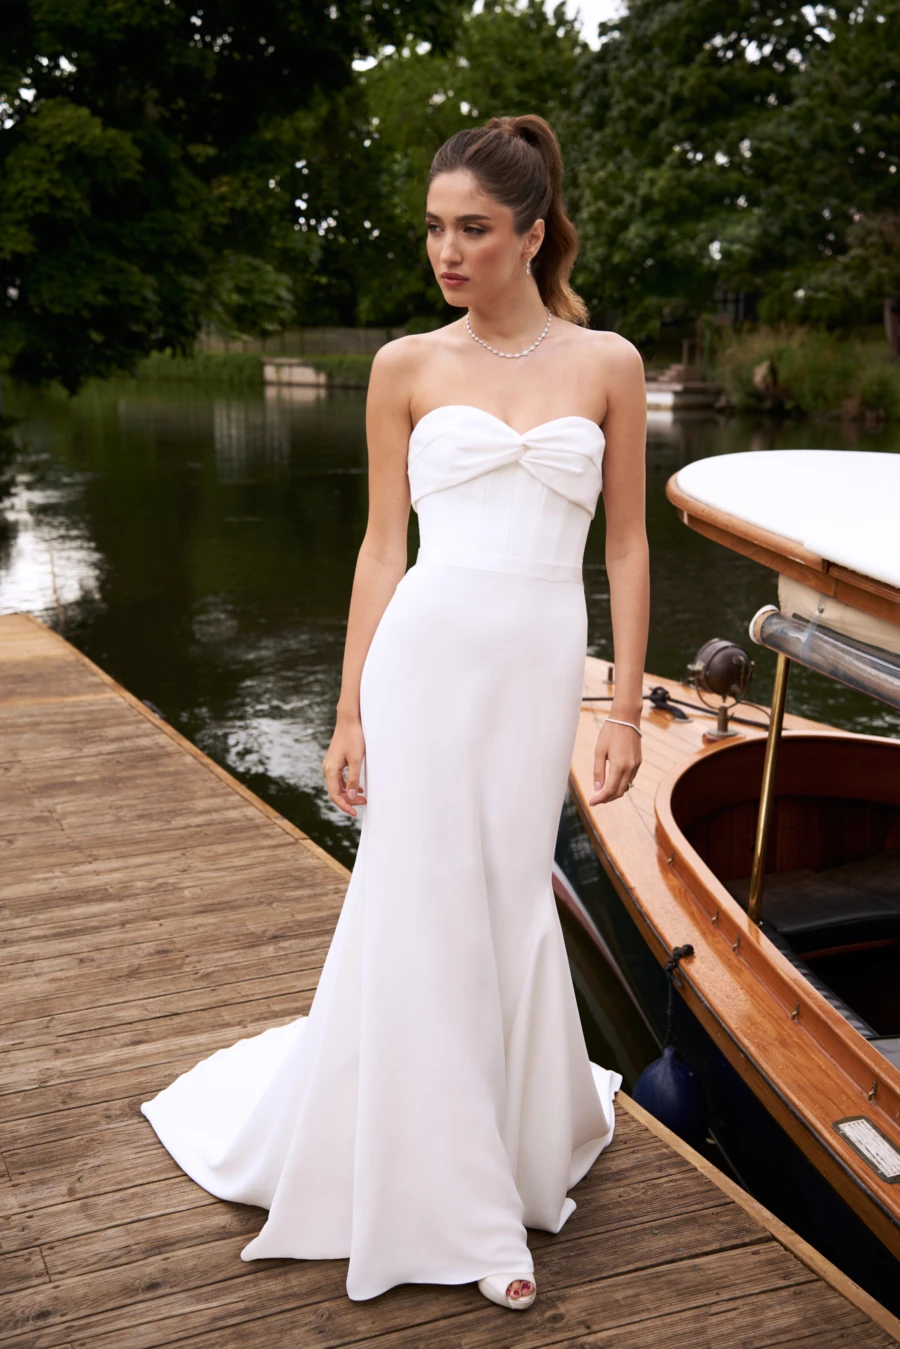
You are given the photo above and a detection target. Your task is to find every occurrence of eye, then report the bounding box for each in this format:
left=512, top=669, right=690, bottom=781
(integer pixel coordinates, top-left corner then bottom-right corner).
left=464, top=226, right=485, bottom=236
left=425, top=222, right=442, bottom=233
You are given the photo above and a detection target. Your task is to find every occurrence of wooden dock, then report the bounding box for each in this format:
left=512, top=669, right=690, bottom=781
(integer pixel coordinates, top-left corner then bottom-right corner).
left=2, top=612, right=898, bottom=1348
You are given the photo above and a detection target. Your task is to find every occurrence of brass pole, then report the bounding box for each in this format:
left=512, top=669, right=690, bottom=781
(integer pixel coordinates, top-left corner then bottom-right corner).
left=747, top=652, right=791, bottom=925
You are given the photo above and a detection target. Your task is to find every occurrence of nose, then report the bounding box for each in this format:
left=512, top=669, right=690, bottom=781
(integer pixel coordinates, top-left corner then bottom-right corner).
left=440, top=231, right=463, bottom=268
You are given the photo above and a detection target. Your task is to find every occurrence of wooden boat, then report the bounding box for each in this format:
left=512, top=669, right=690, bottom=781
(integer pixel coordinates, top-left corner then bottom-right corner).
left=557, top=448, right=900, bottom=1314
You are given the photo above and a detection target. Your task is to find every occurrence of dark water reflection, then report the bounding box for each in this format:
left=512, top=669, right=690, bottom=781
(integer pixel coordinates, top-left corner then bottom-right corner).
left=3, top=381, right=898, bottom=870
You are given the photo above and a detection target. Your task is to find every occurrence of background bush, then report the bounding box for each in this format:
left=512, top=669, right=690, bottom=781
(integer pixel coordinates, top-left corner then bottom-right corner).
left=715, top=325, right=900, bottom=418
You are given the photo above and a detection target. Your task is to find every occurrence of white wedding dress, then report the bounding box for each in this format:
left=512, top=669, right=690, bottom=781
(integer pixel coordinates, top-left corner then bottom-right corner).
left=141, top=403, right=622, bottom=1301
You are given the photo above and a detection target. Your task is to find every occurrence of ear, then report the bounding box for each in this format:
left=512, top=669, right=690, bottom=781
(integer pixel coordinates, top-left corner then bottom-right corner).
left=527, top=217, right=546, bottom=257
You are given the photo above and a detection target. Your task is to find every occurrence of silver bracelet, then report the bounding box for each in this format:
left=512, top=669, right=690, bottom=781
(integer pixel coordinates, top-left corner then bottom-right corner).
left=606, top=716, right=643, bottom=738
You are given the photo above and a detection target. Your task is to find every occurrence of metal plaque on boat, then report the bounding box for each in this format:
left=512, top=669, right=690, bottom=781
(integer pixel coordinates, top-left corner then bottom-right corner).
left=833, top=1117, right=900, bottom=1183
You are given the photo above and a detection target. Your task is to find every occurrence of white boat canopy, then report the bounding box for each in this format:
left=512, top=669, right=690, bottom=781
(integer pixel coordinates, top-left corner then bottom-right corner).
left=674, top=449, right=900, bottom=592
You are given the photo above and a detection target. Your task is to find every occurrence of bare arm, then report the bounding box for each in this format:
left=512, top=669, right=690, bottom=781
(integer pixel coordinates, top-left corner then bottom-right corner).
left=589, top=338, right=650, bottom=806
left=322, top=339, right=415, bottom=817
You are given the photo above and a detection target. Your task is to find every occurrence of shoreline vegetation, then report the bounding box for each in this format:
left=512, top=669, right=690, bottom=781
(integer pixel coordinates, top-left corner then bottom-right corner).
left=714, top=327, right=900, bottom=424
left=131, top=328, right=900, bottom=423
left=134, top=350, right=377, bottom=390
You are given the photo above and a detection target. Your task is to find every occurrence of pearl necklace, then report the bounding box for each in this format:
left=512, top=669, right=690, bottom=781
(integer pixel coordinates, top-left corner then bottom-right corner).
left=466, top=307, right=552, bottom=359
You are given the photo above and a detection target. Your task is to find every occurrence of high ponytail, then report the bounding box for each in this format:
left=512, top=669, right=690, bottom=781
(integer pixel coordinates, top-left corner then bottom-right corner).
left=428, top=114, right=588, bottom=326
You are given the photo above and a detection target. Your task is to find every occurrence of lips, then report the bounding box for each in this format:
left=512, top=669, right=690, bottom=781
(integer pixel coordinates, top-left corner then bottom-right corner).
left=441, top=272, right=467, bottom=283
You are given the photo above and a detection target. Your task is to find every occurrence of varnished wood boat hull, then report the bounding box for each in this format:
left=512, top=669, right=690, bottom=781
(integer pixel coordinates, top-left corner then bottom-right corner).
left=560, top=658, right=900, bottom=1316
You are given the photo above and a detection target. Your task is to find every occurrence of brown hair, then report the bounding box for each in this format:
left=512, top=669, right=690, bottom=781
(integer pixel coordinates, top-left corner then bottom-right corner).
left=427, top=114, right=588, bottom=326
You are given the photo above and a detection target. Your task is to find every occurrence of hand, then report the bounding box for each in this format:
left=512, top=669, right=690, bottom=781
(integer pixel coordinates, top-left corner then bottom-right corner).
left=322, top=713, right=368, bottom=817
left=588, top=719, right=641, bottom=805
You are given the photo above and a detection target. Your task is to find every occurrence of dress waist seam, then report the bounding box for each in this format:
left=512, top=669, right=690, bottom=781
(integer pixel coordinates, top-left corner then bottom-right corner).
left=415, top=544, right=583, bottom=585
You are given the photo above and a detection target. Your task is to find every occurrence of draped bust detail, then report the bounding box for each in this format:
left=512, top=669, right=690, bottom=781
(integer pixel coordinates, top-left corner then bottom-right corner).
left=408, top=405, right=605, bottom=519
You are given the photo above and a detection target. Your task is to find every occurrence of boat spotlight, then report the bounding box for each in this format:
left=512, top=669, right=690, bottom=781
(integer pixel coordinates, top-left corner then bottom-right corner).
left=685, top=639, right=754, bottom=739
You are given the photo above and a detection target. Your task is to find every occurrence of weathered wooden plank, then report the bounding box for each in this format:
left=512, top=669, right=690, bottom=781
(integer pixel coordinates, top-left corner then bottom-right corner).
left=1, top=887, right=344, bottom=943
left=4, top=1071, right=670, bottom=1160
left=1, top=908, right=335, bottom=967
left=343, top=1282, right=890, bottom=1349
left=1, top=871, right=335, bottom=930
left=1, top=845, right=323, bottom=898
left=25, top=1131, right=700, bottom=1277
left=0, top=1179, right=218, bottom=1257
left=0, top=1233, right=257, bottom=1343
left=0, top=962, right=326, bottom=1055
left=0, top=1247, right=48, bottom=1294
left=1, top=969, right=319, bottom=1060
left=0, top=1218, right=776, bottom=1349
left=0, top=835, right=296, bottom=891
left=0, top=658, right=113, bottom=700
left=2, top=869, right=340, bottom=928
left=5, top=1124, right=184, bottom=1189
left=0, top=943, right=331, bottom=1047
left=24, top=1243, right=812, bottom=1349
left=0, top=1020, right=304, bottom=1102
left=1, top=904, right=337, bottom=970
left=0, top=1121, right=682, bottom=1256
left=0, top=909, right=339, bottom=994
left=41, top=1204, right=265, bottom=1280
left=6, top=1104, right=668, bottom=1199
left=2, top=1000, right=313, bottom=1089
left=1, top=895, right=335, bottom=963
left=553, top=1284, right=893, bottom=1349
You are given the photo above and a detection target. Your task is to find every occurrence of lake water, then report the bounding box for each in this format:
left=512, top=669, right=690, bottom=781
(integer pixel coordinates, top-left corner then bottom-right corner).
left=2, top=379, right=898, bottom=874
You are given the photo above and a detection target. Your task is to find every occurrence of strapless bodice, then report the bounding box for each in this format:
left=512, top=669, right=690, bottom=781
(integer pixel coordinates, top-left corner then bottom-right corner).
left=407, top=405, right=605, bottom=583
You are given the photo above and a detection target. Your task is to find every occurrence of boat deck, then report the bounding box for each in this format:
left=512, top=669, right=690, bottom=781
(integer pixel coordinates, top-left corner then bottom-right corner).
left=2, top=613, right=897, bottom=1348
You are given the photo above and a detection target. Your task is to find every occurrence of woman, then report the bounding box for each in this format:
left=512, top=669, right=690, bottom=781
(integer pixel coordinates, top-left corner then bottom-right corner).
left=141, top=114, right=649, bottom=1314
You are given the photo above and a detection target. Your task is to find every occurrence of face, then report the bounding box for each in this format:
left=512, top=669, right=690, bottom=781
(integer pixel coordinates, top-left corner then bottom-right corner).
left=425, top=169, right=544, bottom=308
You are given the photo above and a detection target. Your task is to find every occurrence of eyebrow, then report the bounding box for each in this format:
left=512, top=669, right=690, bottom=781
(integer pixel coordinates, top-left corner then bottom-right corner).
left=424, top=211, right=493, bottom=223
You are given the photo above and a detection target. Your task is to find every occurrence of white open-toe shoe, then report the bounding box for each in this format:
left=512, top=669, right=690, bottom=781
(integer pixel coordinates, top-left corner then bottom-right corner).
left=477, top=1273, right=537, bottom=1310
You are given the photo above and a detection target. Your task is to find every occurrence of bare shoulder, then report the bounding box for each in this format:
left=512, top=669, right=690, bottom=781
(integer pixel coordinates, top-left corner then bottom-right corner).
left=369, top=332, right=430, bottom=383
left=366, top=334, right=429, bottom=426
left=564, top=324, right=645, bottom=382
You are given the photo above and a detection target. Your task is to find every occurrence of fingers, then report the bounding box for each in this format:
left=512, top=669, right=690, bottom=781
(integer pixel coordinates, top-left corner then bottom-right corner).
left=322, top=753, right=367, bottom=818
left=589, top=768, right=631, bottom=805
left=322, top=757, right=349, bottom=815
left=344, top=757, right=367, bottom=809
left=589, top=749, right=609, bottom=807
left=588, top=753, right=640, bottom=805
left=589, top=721, right=642, bottom=806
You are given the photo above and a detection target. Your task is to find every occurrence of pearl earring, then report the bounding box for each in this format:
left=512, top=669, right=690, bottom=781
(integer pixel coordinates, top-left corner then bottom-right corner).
left=525, top=258, right=532, bottom=276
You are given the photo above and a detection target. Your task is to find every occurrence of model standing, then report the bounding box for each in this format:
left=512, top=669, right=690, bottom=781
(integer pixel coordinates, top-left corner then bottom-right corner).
left=141, top=113, right=649, bottom=1314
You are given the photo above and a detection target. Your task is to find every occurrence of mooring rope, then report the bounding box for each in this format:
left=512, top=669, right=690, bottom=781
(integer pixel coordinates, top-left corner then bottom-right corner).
left=663, top=944, right=695, bottom=1050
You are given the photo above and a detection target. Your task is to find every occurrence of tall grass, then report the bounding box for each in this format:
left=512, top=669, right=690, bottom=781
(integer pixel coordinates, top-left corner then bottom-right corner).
left=135, top=351, right=264, bottom=387
left=300, top=354, right=373, bottom=387
left=714, top=326, right=900, bottom=420
left=134, top=350, right=374, bottom=389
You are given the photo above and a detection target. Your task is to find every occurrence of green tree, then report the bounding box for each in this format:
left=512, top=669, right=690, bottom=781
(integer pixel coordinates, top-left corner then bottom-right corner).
left=741, top=2, right=900, bottom=325
left=570, top=1, right=899, bottom=344
left=0, top=0, right=466, bottom=389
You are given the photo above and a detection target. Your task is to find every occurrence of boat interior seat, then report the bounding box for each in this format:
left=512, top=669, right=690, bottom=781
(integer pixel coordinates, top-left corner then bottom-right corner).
left=758, top=923, right=880, bottom=1040
left=872, top=1038, right=900, bottom=1072
left=724, top=848, right=900, bottom=950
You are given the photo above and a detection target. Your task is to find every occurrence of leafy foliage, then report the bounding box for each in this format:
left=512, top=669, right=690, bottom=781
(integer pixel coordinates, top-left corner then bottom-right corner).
left=715, top=323, right=900, bottom=416
left=569, top=1, right=900, bottom=342
left=0, top=0, right=466, bottom=388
